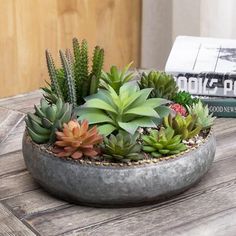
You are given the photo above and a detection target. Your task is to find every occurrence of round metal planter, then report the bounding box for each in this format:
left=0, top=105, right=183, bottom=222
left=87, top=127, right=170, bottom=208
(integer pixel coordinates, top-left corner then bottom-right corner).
left=22, top=130, right=216, bottom=207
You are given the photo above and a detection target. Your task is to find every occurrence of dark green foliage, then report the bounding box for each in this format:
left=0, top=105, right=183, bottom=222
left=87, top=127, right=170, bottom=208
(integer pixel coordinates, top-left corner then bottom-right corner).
left=142, top=127, right=187, bottom=158
left=43, top=38, right=104, bottom=106
left=102, top=132, right=142, bottom=162
left=138, top=71, right=178, bottom=100
left=172, top=91, right=199, bottom=108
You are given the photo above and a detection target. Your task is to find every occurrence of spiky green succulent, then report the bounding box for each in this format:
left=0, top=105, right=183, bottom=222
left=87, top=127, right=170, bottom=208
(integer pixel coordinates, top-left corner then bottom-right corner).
left=25, top=98, right=72, bottom=144
left=163, top=114, right=202, bottom=140
left=78, top=82, right=170, bottom=136
left=187, top=101, right=215, bottom=129
left=43, top=38, right=104, bottom=106
left=172, top=91, right=199, bottom=109
left=102, top=132, right=142, bottom=162
left=100, top=62, right=133, bottom=93
left=142, top=127, right=187, bottom=158
left=138, top=71, right=178, bottom=100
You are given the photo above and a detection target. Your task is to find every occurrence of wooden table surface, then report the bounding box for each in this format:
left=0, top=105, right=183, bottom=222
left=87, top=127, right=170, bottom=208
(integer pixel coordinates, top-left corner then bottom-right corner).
left=0, top=91, right=236, bottom=236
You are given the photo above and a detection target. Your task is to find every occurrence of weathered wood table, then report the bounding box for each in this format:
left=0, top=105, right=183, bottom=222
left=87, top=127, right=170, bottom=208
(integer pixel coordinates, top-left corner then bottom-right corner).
left=0, top=91, right=236, bottom=236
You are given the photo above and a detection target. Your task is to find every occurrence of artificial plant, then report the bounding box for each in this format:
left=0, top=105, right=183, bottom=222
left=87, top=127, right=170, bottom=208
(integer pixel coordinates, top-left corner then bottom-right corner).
left=138, top=70, right=178, bottom=100
left=77, top=82, right=170, bottom=136
left=142, top=127, right=187, bottom=158
left=25, top=98, right=72, bottom=144
left=43, top=38, right=104, bottom=106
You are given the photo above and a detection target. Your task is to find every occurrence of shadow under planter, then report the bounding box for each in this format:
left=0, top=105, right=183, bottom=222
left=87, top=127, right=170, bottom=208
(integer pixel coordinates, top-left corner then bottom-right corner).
left=22, top=130, right=216, bottom=207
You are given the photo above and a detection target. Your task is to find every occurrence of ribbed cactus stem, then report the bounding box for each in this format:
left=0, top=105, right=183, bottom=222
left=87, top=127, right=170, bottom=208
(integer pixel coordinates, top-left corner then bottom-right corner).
left=45, top=50, right=63, bottom=100
left=90, top=47, right=104, bottom=94
left=59, top=50, right=77, bottom=108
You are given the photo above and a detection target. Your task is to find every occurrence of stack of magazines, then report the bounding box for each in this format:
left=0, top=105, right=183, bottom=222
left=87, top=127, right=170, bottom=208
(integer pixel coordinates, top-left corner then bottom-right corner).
left=165, top=36, right=236, bottom=117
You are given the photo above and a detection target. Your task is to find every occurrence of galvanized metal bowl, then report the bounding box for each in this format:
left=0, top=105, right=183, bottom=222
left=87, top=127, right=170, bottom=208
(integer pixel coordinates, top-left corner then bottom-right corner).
left=22, top=129, right=216, bottom=207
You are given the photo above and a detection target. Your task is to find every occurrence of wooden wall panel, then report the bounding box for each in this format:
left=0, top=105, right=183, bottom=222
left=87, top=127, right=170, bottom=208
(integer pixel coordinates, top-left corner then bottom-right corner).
left=0, top=0, right=141, bottom=98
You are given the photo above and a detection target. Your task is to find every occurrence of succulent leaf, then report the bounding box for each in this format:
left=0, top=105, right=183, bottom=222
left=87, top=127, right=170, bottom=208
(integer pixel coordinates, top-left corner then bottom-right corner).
left=172, top=91, right=199, bottom=108
left=52, top=120, right=103, bottom=159
left=43, top=38, right=104, bottom=106
left=25, top=98, right=72, bottom=144
left=187, top=100, right=215, bottom=129
left=101, top=132, right=142, bottom=162
left=142, top=127, right=187, bottom=158
left=164, top=113, right=202, bottom=140
left=138, top=71, right=178, bottom=100
left=100, top=62, right=134, bottom=93
left=78, top=82, right=169, bottom=136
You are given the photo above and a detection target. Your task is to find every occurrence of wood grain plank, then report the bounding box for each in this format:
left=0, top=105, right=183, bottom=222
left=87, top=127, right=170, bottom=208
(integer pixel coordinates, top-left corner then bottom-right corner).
left=0, top=118, right=25, bottom=156
left=0, top=90, right=41, bottom=113
left=162, top=207, right=236, bottom=236
left=2, top=189, right=68, bottom=220
left=0, top=171, right=39, bottom=201
left=25, top=204, right=142, bottom=236
left=75, top=179, right=236, bottom=236
left=0, top=203, right=36, bottom=236
left=0, top=107, right=24, bottom=142
left=0, top=151, right=26, bottom=178
left=0, top=0, right=141, bottom=98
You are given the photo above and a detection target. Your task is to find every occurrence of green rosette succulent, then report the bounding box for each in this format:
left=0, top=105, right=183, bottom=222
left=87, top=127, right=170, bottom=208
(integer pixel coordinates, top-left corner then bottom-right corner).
left=142, top=127, right=187, bottom=158
left=100, top=62, right=134, bottom=93
left=163, top=114, right=202, bottom=140
left=187, top=100, right=215, bottom=129
left=77, top=82, right=170, bottom=136
left=138, top=71, right=178, bottom=100
left=25, top=98, right=72, bottom=144
left=102, top=132, right=142, bottom=162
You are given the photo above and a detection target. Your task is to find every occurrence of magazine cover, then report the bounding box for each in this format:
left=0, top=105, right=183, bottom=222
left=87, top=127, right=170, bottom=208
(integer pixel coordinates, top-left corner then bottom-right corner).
left=165, top=36, right=236, bottom=117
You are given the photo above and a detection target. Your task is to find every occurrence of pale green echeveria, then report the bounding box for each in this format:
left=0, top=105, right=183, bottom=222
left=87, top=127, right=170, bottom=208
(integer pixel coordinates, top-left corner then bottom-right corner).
left=187, top=100, right=215, bottom=129
left=77, top=81, right=170, bottom=136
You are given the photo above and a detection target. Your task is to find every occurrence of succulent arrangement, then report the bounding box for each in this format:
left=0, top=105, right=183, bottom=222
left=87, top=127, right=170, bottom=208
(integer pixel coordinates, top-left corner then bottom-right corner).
left=142, top=127, right=187, bottom=158
left=43, top=38, right=104, bottom=106
left=163, top=114, right=202, bottom=140
left=77, top=81, right=169, bottom=136
left=172, top=91, right=199, bottom=108
left=24, top=37, right=215, bottom=164
left=187, top=100, right=216, bottom=129
left=102, top=132, right=142, bottom=162
left=53, top=120, right=103, bottom=159
left=138, top=71, right=178, bottom=100
left=25, top=98, right=72, bottom=144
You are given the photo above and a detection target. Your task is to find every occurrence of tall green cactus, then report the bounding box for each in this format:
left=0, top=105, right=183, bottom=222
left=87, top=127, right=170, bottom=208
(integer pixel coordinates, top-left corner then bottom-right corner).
left=59, top=50, right=77, bottom=108
left=90, top=46, right=104, bottom=94
left=45, top=50, right=63, bottom=100
left=43, top=37, right=105, bottom=107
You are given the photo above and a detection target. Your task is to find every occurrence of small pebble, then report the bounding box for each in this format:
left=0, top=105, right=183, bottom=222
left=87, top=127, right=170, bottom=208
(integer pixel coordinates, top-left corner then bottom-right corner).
left=188, top=139, right=195, bottom=145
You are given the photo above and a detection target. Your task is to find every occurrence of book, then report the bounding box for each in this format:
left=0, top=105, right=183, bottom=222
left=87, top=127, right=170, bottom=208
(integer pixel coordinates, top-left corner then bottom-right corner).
left=165, top=36, right=236, bottom=117
left=202, top=97, right=236, bottom=117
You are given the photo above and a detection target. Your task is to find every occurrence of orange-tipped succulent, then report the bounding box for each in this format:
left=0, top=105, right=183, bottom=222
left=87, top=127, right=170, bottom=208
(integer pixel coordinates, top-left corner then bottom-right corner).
left=53, top=120, right=103, bottom=159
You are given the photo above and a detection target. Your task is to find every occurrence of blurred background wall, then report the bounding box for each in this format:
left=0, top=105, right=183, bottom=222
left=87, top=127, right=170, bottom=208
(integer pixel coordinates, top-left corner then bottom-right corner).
left=142, top=0, right=236, bottom=70
left=1, top=0, right=236, bottom=98
left=0, top=0, right=141, bottom=98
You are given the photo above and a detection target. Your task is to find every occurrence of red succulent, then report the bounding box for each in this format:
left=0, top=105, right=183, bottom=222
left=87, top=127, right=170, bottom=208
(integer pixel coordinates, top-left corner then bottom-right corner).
left=169, top=103, right=187, bottom=116
left=52, top=120, right=103, bottom=159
